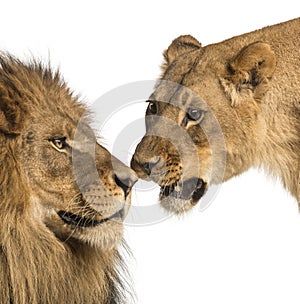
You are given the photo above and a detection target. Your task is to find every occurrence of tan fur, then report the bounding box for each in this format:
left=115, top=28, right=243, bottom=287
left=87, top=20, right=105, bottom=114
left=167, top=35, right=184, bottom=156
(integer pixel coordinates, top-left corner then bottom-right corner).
left=132, top=18, right=300, bottom=213
left=0, top=55, right=136, bottom=303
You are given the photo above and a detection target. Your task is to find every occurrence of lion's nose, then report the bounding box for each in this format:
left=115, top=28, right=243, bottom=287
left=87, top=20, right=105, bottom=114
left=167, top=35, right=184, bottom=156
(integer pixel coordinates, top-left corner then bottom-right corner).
left=114, top=173, right=137, bottom=198
left=111, top=155, right=137, bottom=198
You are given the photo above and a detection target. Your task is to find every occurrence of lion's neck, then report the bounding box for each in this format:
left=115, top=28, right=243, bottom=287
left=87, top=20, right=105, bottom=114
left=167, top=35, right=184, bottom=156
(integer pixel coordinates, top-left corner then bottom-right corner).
left=0, top=213, right=123, bottom=304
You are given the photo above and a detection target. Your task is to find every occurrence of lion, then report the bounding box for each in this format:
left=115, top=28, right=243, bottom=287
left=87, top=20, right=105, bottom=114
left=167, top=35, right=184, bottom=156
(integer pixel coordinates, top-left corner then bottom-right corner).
left=131, top=18, right=300, bottom=214
left=0, top=54, right=137, bottom=303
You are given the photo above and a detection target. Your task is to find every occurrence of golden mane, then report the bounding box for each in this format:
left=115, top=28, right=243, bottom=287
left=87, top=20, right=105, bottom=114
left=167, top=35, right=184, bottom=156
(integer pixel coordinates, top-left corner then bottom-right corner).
left=0, top=55, right=132, bottom=303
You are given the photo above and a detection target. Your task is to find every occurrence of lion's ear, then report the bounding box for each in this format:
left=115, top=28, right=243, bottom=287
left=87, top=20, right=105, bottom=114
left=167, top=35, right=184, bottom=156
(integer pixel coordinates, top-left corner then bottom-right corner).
left=221, top=42, right=276, bottom=106
left=0, top=87, right=25, bottom=135
left=162, top=35, right=202, bottom=70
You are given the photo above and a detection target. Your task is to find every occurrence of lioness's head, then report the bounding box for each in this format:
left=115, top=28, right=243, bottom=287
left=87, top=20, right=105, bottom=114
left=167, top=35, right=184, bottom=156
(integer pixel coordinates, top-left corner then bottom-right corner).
left=131, top=35, right=276, bottom=213
left=0, top=55, right=136, bottom=248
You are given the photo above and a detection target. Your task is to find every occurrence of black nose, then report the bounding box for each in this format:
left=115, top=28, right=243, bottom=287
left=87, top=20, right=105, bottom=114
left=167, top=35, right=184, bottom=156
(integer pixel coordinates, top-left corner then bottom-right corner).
left=133, top=156, right=161, bottom=176
left=114, top=174, right=136, bottom=198
left=141, top=162, right=154, bottom=175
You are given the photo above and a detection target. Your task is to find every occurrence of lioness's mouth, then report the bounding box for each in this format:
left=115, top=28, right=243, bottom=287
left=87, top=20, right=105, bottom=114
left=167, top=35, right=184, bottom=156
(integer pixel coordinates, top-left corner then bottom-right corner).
left=57, top=209, right=124, bottom=228
left=159, top=177, right=206, bottom=203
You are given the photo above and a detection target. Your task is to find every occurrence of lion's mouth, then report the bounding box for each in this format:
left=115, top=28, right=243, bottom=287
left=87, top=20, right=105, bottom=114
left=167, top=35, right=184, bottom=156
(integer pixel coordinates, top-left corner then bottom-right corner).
left=159, top=177, right=206, bottom=203
left=57, top=209, right=124, bottom=228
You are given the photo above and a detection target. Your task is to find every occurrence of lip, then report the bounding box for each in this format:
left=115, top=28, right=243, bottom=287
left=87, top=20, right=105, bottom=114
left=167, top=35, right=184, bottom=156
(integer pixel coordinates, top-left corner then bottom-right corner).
left=159, top=177, right=206, bottom=203
left=57, top=209, right=124, bottom=228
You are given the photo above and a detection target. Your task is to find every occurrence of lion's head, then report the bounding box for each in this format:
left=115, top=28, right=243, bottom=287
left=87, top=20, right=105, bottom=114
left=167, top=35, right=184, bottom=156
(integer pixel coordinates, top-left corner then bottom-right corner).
left=131, top=34, right=281, bottom=213
left=0, top=55, right=137, bottom=303
left=0, top=55, right=137, bottom=248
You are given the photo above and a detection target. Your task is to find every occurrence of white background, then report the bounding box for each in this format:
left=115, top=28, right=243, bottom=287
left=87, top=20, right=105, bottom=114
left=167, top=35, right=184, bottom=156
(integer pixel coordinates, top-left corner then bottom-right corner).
left=1, top=1, right=299, bottom=303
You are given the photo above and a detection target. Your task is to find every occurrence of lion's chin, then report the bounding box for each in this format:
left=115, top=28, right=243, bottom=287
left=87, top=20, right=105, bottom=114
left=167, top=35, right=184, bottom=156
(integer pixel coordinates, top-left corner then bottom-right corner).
left=57, top=208, right=124, bottom=228
left=159, top=177, right=207, bottom=214
left=56, top=209, right=125, bottom=249
left=42, top=206, right=126, bottom=249
left=53, top=219, right=124, bottom=250
left=76, top=221, right=124, bottom=249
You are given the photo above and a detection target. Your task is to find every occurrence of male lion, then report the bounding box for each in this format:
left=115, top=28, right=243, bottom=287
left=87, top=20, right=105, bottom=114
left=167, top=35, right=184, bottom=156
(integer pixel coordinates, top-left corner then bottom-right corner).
left=131, top=18, right=300, bottom=213
left=0, top=54, right=137, bottom=303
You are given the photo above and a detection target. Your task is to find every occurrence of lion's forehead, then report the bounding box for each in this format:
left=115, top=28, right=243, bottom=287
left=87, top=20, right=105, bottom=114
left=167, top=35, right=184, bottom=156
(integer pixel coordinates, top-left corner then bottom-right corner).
left=30, top=107, right=92, bottom=140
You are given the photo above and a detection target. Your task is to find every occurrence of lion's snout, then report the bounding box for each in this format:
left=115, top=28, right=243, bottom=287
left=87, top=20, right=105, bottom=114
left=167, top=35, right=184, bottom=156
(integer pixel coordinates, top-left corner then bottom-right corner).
left=113, top=173, right=136, bottom=199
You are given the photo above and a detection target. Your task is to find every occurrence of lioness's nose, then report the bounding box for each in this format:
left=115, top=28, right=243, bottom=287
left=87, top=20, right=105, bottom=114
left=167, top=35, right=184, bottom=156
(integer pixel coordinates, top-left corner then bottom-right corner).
left=131, top=155, right=161, bottom=176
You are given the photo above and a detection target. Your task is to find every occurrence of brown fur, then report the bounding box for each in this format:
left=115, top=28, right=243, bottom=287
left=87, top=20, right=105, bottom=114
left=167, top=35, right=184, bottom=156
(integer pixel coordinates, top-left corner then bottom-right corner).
left=132, top=18, right=300, bottom=213
left=0, top=55, right=136, bottom=303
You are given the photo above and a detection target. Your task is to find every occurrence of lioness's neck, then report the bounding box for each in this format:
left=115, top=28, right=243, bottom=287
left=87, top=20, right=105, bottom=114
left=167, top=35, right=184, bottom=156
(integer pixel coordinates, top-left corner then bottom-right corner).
left=259, top=98, right=300, bottom=202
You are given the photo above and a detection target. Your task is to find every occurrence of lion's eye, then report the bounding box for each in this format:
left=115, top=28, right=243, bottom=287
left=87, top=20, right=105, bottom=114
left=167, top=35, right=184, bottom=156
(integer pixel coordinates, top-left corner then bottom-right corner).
left=147, top=101, right=158, bottom=115
left=186, top=108, right=204, bottom=122
left=50, top=137, right=67, bottom=150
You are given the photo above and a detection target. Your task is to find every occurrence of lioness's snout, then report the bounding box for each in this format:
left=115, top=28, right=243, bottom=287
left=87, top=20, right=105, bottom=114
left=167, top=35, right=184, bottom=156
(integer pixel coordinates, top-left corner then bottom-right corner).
left=131, top=135, right=172, bottom=180
left=131, top=154, right=163, bottom=178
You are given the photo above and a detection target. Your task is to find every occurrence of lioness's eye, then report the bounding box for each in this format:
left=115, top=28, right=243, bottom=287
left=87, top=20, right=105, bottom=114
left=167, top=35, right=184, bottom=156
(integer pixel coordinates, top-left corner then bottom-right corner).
left=147, top=101, right=158, bottom=115
left=50, top=137, right=67, bottom=150
left=186, top=108, right=204, bottom=122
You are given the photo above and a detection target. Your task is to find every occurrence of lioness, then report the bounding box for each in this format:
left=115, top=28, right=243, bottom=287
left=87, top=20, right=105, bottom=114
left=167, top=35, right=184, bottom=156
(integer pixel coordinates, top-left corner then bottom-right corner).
left=0, top=55, right=136, bottom=303
left=131, top=18, right=300, bottom=213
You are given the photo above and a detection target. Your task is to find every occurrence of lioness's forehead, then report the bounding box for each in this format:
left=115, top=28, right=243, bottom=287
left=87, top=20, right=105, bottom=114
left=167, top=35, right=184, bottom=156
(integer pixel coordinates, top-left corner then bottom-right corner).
left=151, top=81, right=208, bottom=110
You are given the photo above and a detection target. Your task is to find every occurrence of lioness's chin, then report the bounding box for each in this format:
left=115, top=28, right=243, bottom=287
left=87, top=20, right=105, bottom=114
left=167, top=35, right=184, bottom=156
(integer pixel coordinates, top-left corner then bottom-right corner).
left=159, top=177, right=207, bottom=214
left=160, top=196, right=195, bottom=214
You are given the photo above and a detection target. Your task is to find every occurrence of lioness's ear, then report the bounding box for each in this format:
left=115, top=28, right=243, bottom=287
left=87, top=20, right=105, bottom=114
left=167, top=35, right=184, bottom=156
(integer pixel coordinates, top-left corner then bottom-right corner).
left=0, top=87, right=25, bottom=135
left=162, top=35, right=202, bottom=70
left=221, top=42, right=276, bottom=106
